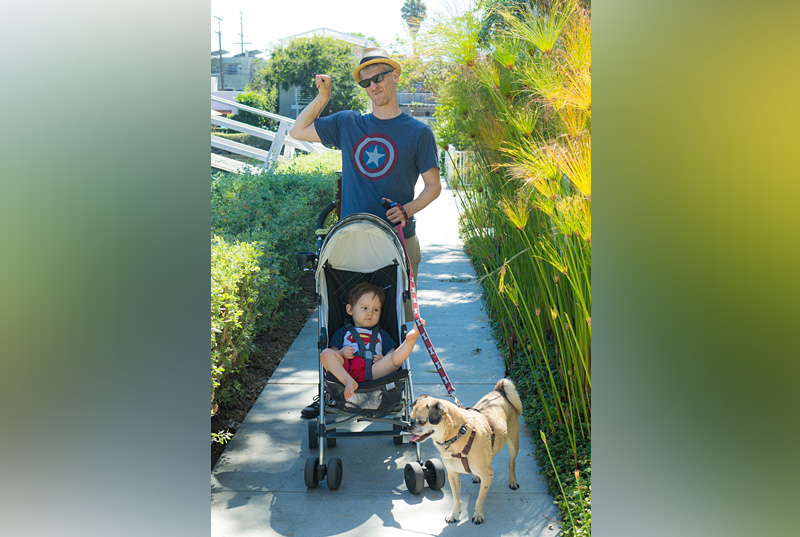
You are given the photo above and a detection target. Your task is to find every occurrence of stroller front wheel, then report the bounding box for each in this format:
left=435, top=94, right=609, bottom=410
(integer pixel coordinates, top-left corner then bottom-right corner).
left=304, top=457, right=320, bottom=488
left=404, top=462, right=425, bottom=494
left=327, top=457, right=343, bottom=490
left=424, top=458, right=446, bottom=490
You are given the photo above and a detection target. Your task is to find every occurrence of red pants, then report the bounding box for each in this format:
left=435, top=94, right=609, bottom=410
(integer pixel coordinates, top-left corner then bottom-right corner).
left=343, top=356, right=368, bottom=383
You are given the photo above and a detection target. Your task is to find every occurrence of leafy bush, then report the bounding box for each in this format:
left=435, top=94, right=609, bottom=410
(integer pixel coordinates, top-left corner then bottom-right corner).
left=210, top=152, right=340, bottom=439
left=211, top=235, right=268, bottom=410
left=211, top=151, right=340, bottom=335
left=232, top=90, right=278, bottom=131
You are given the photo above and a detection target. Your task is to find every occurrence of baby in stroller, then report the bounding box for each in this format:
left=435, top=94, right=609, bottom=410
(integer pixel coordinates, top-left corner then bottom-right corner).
left=320, top=282, right=423, bottom=399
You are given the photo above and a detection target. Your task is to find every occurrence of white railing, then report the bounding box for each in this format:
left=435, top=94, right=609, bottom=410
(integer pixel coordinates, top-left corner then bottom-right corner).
left=397, top=92, right=437, bottom=105
left=211, top=95, right=331, bottom=171
left=445, top=147, right=476, bottom=186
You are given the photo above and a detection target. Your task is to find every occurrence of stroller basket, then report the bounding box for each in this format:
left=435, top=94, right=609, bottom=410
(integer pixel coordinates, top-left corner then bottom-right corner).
left=324, top=369, right=409, bottom=418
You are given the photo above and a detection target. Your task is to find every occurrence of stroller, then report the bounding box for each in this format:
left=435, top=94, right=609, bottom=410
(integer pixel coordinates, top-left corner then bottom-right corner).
left=296, top=199, right=446, bottom=492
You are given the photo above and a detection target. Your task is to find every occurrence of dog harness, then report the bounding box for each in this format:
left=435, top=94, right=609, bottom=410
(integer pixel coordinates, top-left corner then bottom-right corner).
left=343, top=322, right=381, bottom=381
left=438, top=411, right=497, bottom=475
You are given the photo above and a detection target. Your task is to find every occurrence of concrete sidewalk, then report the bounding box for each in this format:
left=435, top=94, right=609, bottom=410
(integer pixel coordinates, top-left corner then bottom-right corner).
left=211, top=178, right=561, bottom=536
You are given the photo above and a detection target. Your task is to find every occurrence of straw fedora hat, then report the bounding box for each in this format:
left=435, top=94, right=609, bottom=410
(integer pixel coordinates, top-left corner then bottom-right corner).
left=352, top=47, right=402, bottom=82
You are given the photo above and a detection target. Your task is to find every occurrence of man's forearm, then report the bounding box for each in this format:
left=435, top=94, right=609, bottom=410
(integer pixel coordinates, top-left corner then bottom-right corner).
left=405, top=171, right=442, bottom=218
left=289, top=94, right=329, bottom=140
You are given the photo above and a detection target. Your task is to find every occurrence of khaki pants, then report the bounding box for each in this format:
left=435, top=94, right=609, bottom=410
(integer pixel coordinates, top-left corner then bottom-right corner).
left=404, top=234, right=421, bottom=320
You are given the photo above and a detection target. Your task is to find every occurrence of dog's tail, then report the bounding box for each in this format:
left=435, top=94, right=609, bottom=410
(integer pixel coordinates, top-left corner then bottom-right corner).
left=495, top=378, right=523, bottom=416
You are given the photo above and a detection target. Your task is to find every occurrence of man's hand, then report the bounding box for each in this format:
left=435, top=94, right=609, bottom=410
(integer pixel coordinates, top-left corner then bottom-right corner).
left=288, top=74, right=332, bottom=142
left=383, top=198, right=410, bottom=228
left=315, top=74, right=332, bottom=98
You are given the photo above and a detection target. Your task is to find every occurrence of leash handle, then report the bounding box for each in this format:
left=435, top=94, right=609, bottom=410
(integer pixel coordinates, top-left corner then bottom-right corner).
left=382, top=199, right=459, bottom=403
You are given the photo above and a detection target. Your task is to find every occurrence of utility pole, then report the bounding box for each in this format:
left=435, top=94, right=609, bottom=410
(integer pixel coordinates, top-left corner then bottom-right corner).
left=234, top=11, right=251, bottom=55
left=214, top=16, right=224, bottom=90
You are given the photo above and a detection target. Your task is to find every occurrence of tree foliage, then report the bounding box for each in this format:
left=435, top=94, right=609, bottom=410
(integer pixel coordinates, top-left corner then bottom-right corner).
left=251, top=37, right=369, bottom=116
left=401, top=0, right=428, bottom=38
left=232, top=90, right=277, bottom=130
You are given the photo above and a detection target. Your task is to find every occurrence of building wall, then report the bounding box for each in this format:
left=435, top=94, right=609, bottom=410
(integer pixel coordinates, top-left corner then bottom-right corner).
left=211, top=56, right=260, bottom=91
left=211, top=90, right=243, bottom=116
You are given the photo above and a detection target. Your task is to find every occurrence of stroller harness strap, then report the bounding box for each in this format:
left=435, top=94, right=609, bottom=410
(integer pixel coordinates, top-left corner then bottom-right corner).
left=383, top=199, right=459, bottom=404
left=343, top=322, right=380, bottom=382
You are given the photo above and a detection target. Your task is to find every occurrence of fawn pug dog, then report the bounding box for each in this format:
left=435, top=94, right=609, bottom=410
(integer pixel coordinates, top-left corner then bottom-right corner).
left=409, top=379, right=523, bottom=524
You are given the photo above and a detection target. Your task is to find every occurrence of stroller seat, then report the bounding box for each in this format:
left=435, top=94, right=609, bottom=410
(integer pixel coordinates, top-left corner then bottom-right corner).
left=324, top=368, right=409, bottom=419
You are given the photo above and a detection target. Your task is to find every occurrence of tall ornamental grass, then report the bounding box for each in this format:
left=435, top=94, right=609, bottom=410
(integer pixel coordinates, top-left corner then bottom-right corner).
left=429, top=1, right=590, bottom=533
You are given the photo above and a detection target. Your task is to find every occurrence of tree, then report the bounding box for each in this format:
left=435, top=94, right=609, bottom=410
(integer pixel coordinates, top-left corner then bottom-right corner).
left=252, top=36, right=369, bottom=116
left=349, top=31, right=381, bottom=48
left=401, top=0, right=427, bottom=39
left=231, top=90, right=277, bottom=130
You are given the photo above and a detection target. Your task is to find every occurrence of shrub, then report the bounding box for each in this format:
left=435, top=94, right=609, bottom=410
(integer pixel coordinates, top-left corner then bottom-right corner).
left=232, top=90, right=278, bottom=131
left=211, top=235, right=269, bottom=410
left=211, top=151, right=340, bottom=334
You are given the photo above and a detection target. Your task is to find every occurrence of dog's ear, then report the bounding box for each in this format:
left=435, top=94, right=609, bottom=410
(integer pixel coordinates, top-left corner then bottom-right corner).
left=429, top=402, right=444, bottom=425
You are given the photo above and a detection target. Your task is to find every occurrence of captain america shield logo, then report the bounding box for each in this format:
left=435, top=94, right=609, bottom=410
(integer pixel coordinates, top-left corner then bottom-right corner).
left=352, top=134, right=399, bottom=181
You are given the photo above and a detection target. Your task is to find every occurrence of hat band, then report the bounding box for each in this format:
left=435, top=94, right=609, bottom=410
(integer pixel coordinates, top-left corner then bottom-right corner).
left=359, top=55, right=391, bottom=65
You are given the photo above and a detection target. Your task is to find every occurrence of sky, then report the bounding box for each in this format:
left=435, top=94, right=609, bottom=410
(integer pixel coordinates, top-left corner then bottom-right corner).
left=210, top=0, right=469, bottom=58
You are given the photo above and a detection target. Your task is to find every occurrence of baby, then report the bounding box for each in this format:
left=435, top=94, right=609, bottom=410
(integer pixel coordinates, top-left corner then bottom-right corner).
left=320, top=282, right=422, bottom=399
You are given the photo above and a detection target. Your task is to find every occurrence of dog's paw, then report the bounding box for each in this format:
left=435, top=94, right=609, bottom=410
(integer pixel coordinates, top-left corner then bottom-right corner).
left=509, top=481, right=519, bottom=490
left=472, top=514, right=485, bottom=524
left=472, top=476, right=481, bottom=484
left=445, top=514, right=460, bottom=524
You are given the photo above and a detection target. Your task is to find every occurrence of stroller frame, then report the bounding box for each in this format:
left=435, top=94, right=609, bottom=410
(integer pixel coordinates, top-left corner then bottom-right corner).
left=298, top=205, right=433, bottom=490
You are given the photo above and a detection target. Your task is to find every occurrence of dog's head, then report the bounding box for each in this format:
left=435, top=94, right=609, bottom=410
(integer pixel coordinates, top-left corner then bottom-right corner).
left=408, top=395, right=451, bottom=443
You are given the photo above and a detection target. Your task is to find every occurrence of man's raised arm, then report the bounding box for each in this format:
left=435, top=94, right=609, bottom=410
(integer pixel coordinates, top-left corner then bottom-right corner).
left=288, top=74, right=331, bottom=143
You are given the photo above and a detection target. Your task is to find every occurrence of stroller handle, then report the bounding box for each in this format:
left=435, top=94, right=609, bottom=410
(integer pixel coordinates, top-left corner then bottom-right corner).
left=317, top=202, right=337, bottom=231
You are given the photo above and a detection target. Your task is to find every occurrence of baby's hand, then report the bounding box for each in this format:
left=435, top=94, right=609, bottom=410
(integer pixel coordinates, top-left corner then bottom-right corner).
left=340, top=347, right=354, bottom=359
left=407, top=319, right=425, bottom=341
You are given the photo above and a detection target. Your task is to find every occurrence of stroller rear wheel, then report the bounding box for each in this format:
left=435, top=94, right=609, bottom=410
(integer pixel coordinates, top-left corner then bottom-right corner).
left=308, top=420, right=319, bottom=449
left=326, top=429, right=337, bottom=448
left=404, top=461, right=425, bottom=494
left=392, top=424, right=404, bottom=445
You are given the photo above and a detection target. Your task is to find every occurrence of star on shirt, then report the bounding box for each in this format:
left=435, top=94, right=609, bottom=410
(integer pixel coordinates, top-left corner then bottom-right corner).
left=364, top=145, right=385, bottom=168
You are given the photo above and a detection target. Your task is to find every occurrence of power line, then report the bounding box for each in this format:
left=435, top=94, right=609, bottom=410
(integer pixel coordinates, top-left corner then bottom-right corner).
left=233, top=11, right=251, bottom=55
left=214, top=16, right=224, bottom=90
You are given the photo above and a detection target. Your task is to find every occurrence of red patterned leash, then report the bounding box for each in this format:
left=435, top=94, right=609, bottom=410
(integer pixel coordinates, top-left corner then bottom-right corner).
left=382, top=199, right=460, bottom=405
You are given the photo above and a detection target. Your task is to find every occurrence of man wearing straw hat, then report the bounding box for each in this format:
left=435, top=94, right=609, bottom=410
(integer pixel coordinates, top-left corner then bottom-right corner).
left=290, top=47, right=441, bottom=418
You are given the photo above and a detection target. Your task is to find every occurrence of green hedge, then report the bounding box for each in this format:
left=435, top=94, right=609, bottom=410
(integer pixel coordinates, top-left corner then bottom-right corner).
left=211, top=235, right=267, bottom=408
left=211, top=151, right=340, bottom=419
left=211, top=152, right=339, bottom=329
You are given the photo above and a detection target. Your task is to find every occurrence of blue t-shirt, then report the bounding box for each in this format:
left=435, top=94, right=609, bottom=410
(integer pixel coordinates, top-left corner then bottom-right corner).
left=314, top=111, right=439, bottom=238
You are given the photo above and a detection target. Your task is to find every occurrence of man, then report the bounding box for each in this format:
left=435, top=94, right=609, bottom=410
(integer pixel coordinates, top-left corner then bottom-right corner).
left=290, top=47, right=441, bottom=418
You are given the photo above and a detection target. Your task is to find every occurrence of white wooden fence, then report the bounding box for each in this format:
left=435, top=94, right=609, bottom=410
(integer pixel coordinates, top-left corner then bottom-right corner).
left=444, top=147, right=476, bottom=186
left=211, top=95, right=331, bottom=172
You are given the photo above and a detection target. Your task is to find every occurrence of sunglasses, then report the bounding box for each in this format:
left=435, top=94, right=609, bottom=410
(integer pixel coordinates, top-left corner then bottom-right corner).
left=358, top=69, right=394, bottom=88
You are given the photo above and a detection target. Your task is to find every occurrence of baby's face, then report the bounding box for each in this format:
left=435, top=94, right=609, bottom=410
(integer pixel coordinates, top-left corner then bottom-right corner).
left=346, top=292, right=382, bottom=328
